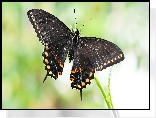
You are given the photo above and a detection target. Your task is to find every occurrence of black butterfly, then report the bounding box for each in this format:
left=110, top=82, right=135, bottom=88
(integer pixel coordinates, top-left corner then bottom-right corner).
left=27, top=9, right=124, bottom=100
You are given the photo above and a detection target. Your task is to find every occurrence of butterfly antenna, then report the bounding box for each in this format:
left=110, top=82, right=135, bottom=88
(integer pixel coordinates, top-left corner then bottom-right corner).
left=79, top=18, right=92, bottom=33
left=74, top=9, right=77, bottom=31
left=80, top=89, right=82, bottom=101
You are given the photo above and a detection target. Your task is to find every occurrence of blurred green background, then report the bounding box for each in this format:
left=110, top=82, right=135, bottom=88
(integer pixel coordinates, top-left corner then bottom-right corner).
left=2, top=2, right=149, bottom=109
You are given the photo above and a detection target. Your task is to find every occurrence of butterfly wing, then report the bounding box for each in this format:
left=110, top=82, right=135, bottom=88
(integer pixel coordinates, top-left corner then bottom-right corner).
left=27, top=9, right=73, bottom=81
left=27, top=9, right=72, bottom=45
left=79, top=37, right=124, bottom=70
left=70, top=37, right=124, bottom=90
left=42, top=37, right=71, bottom=82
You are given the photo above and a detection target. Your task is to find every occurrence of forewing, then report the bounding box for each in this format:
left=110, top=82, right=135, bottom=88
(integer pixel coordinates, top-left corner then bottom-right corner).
left=27, top=9, right=72, bottom=46
left=27, top=9, right=73, bottom=81
left=76, top=37, right=125, bottom=71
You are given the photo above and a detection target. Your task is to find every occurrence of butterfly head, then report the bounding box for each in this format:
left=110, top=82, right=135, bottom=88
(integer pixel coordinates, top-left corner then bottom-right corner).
left=74, top=28, right=80, bottom=37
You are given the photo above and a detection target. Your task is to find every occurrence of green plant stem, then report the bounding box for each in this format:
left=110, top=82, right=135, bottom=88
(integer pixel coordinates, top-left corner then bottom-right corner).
left=94, top=76, right=112, bottom=109
left=94, top=68, right=120, bottom=117
left=107, top=67, right=114, bottom=109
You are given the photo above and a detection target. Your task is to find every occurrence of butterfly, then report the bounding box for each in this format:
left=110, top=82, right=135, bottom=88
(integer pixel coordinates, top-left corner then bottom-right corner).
left=27, top=9, right=125, bottom=100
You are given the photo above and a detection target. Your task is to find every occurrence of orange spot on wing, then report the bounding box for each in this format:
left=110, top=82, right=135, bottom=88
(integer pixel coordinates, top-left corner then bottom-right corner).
left=70, top=78, right=74, bottom=82
left=45, top=46, right=49, bottom=50
left=59, top=62, right=64, bottom=68
left=71, top=70, right=76, bottom=73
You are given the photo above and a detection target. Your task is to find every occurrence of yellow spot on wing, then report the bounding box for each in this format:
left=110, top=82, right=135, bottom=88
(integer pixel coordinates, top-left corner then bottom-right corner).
left=120, top=54, right=122, bottom=57
left=78, top=85, right=81, bottom=88
left=45, top=52, right=48, bottom=56
left=45, top=59, right=48, bottom=64
left=86, top=78, right=90, bottom=82
left=47, top=65, right=50, bottom=69
left=82, top=82, right=85, bottom=86
left=89, top=72, right=92, bottom=77
left=49, top=71, right=52, bottom=74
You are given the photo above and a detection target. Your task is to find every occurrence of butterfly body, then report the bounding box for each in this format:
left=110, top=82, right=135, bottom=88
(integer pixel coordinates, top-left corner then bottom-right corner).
left=27, top=9, right=124, bottom=100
